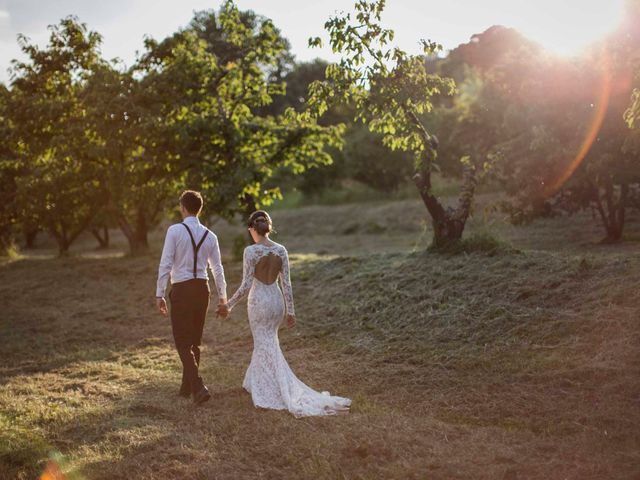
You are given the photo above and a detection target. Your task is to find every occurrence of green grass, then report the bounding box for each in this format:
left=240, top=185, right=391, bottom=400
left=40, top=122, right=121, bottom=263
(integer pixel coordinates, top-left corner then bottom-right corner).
left=268, top=175, right=466, bottom=210
left=269, top=181, right=417, bottom=210
left=1, top=193, right=640, bottom=479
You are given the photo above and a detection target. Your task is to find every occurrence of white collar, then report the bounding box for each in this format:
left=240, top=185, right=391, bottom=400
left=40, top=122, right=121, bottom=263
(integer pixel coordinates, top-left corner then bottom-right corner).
left=183, top=215, right=200, bottom=225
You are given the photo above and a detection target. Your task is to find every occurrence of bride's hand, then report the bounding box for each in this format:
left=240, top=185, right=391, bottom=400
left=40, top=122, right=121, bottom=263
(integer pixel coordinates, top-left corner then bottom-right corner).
left=285, top=314, right=296, bottom=329
left=216, top=303, right=229, bottom=319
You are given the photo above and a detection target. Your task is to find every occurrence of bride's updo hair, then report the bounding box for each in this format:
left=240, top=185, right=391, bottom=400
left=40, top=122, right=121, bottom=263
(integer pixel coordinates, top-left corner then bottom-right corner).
left=248, top=210, right=274, bottom=236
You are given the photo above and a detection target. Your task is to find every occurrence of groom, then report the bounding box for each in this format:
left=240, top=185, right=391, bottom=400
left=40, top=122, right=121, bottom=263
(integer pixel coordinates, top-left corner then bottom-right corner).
left=155, top=190, right=229, bottom=405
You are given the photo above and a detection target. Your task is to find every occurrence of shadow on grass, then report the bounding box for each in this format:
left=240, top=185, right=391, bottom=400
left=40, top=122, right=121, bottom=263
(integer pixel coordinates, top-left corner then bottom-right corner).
left=0, top=255, right=175, bottom=379
left=1, top=352, right=259, bottom=479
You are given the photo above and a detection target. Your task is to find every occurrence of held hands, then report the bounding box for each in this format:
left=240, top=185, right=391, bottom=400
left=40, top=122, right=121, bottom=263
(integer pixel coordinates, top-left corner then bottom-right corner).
left=157, top=296, right=229, bottom=319
left=156, top=297, right=168, bottom=317
left=216, top=302, right=229, bottom=319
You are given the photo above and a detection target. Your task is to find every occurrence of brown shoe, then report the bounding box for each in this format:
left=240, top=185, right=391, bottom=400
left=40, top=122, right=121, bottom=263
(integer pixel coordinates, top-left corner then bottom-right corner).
left=193, top=386, right=211, bottom=405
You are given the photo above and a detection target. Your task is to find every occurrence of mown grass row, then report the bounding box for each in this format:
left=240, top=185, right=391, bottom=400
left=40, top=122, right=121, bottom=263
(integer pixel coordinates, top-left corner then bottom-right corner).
left=1, top=196, right=639, bottom=478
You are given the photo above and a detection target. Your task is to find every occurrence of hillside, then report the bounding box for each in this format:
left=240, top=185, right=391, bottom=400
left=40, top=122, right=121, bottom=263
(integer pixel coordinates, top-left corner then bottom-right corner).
left=1, top=197, right=639, bottom=479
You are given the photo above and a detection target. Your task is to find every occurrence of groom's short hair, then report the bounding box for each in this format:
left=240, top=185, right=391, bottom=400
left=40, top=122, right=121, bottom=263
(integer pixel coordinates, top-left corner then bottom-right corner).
left=180, top=190, right=203, bottom=215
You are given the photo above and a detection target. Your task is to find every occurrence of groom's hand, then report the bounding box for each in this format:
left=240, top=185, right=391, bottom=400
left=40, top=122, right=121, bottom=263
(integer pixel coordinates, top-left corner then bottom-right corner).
left=285, top=314, right=296, bottom=329
left=216, top=302, right=229, bottom=319
left=156, top=297, right=168, bottom=316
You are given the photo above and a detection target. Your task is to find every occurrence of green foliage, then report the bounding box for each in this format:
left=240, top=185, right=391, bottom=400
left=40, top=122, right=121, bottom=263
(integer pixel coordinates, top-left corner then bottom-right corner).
left=266, top=59, right=332, bottom=118
left=266, top=57, right=419, bottom=196
left=9, top=18, right=104, bottom=254
left=139, top=1, right=342, bottom=220
left=232, top=233, right=249, bottom=262
left=429, top=27, right=540, bottom=179
left=3, top=0, right=639, bottom=252
left=495, top=37, right=640, bottom=240
left=343, top=124, right=414, bottom=192
left=437, top=16, right=640, bottom=243
left=0, top=85, right=20, bottom=254
left=306, top=0, right=485, bottom=248
left=83, top=60, right=181, bottom=253
left=2, top=2, right=343, bottom=254
left=307, top=0, right=455, bottom=163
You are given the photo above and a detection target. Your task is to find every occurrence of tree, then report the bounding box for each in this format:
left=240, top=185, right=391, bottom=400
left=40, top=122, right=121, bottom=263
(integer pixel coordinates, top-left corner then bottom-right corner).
left=9, top=18, right=103, bottom=254
left=429, top=27, right=541, bottom=182
left=492, top=4, right=640, bottom=242
left=264, top=59, right=348, bottom=196
left=268, top=59, right=414, bottom=196
left=3, top=3, right=342, bottom=255
left=81, top=61, right=181, bottom=254
left=0, top=84, right=20, bottom=254
left=307, top=0, right=480, bottom=248
left=265, top=59, right=330, bottom=118
left=137, top=1, right=342, bottom=224
left=342, top=124, right=414, bottom=193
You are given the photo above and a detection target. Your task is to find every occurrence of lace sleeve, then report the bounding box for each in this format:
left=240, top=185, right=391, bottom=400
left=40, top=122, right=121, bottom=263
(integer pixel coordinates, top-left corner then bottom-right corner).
left=279, top=247, right=295, bottom=316
left=227, top=246, right=254, bottom=311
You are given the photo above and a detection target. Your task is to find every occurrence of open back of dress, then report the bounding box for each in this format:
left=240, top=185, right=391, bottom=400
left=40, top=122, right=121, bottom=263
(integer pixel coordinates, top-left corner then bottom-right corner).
left=254, top=253, right=282, bottom=285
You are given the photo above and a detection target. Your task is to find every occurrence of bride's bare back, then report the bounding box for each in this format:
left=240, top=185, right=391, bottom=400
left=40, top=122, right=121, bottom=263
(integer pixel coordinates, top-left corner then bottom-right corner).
left=253, top=253, right=282, bottom=285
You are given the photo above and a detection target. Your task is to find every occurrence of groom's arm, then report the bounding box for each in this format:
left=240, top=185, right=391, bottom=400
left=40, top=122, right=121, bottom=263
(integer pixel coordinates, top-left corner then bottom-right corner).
left=156, top=226, right=176, bottom=300
left=207, top=233, right=228, bottom=306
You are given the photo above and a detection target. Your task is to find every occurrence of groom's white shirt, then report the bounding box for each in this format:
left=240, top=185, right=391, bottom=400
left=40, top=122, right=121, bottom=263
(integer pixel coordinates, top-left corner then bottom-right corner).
left=156, top=215, right=227, bottom=300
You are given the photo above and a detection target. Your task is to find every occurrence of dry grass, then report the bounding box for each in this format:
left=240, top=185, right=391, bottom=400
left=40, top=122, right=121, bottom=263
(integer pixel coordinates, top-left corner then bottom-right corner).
left=1, top=194, right=640, bottom=479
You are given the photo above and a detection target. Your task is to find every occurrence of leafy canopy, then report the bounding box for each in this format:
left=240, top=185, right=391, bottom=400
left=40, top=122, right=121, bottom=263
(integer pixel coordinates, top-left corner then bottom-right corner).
left=306, top=0, right=455, bottom=162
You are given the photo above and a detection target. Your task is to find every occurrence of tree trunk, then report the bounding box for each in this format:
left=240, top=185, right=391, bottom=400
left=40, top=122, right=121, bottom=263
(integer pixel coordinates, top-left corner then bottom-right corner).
left=243, top=193, right=257, bottom=243
left=115, top=215, right=137, bottom=254
left=595, top=180, right=627, bottom=243
left=50, top=228, right=71, bottom=255
left=414, top=165, right=477, bottom=248
left=122, top=230, right=148, bottom=255
left=115, top=211, right=150, bottom=255
left=90, top=225, right=110, bottom=249
left=0, top=234, right=14, bottom=256
left=133, top=228, right=149, bottom=252
left=24, top=228, right=38, bottom=249
left=406, top=110, right=477, bottom=249
left=134, top=211, right=149, bottom=251
left=123, top=225, right=149, bottom=255
left=58, top=241, right=71, bottom=255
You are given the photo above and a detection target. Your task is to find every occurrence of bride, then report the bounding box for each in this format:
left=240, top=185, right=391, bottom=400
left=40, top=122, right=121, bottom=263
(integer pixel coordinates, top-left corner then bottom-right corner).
left=225, top=210, right=351, bottom=417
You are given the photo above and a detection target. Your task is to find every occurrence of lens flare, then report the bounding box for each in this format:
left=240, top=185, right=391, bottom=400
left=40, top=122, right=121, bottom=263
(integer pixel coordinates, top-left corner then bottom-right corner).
left=40, top=460, right=65, bottom=480
left=544, top=48, right=612, bottom=197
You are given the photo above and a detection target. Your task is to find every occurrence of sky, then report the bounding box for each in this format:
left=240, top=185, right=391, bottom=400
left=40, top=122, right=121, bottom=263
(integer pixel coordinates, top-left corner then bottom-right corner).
left=0, top=0, right=627, bottom=85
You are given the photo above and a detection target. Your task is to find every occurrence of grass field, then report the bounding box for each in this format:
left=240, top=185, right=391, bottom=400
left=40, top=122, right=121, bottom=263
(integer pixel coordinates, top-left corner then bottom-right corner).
left=1, top=194, right=639, bottom=479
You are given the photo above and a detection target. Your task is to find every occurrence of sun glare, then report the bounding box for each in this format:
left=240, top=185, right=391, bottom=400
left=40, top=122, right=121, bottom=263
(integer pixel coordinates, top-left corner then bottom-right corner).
left=515, top=0, right=626, bottom=56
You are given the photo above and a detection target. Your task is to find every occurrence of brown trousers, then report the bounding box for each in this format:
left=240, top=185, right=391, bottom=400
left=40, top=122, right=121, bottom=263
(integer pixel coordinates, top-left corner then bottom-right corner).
left=169, top=279, right=210, bottom=394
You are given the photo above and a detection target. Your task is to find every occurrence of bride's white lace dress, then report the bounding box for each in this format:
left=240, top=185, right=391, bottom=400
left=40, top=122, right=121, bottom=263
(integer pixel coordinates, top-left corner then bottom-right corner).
left=227, top=242, right=351, bottom=417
